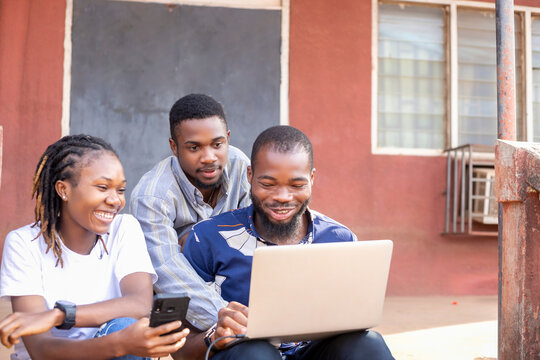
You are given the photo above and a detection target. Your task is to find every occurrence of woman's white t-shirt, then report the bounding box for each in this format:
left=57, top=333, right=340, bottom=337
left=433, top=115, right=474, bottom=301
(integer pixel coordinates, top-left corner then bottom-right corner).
left=0, top=214, right=157, bottom=360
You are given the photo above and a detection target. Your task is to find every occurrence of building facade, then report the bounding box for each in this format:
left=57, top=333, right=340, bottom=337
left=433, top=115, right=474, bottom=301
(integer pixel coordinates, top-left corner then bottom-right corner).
left=2, top=0, right=538, bottom=295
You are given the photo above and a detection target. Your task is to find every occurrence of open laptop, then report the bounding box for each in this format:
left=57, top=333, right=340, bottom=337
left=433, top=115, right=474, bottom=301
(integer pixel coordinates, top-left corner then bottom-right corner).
left=245, top=240, right=393, bottom=343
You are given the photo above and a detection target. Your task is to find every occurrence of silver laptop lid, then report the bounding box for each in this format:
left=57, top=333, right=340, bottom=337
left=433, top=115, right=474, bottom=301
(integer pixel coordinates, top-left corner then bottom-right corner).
left=246, top=240, right=393, bottom=342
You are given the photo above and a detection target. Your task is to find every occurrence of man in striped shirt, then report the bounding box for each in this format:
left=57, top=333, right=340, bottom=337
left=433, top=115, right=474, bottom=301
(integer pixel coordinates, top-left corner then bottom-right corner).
left=129, top=94, right=251, bottom=332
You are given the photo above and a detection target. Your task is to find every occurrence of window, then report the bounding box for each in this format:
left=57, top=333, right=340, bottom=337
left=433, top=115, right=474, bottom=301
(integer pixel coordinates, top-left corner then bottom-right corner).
left=457, top=9, right=498, bottom=146
left=378, top=3, right=445, bottom=149
left=375, top=1, right=535, bottom=153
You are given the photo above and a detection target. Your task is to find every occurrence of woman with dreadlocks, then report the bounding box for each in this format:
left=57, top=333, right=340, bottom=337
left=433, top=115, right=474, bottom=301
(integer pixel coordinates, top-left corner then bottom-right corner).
left=0, top=135, right=189, bottom=359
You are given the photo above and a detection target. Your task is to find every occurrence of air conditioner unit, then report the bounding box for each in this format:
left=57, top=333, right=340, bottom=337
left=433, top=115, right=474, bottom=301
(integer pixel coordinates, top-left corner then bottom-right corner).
left=471, top=168, right=497, bottom=225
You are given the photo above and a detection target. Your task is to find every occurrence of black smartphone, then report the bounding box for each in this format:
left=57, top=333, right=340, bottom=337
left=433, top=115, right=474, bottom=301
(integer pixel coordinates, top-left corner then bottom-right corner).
left=149, top=293, right=190, bottom=335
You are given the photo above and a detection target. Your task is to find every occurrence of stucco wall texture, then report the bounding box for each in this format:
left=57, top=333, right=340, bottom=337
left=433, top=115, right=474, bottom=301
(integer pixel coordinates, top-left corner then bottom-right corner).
left=0, top=0, right=64, bottom=255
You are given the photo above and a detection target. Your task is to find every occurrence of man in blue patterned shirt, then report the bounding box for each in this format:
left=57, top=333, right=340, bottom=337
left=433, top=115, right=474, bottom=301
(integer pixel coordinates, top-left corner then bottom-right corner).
left=130, top=94, right=251, bottom=332
left=179, top=126, right=394, bottom=359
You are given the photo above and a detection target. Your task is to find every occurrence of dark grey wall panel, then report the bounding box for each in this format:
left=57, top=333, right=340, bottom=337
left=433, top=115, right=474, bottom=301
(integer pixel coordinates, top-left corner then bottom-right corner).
left=71, top=0, right=281, bottom=200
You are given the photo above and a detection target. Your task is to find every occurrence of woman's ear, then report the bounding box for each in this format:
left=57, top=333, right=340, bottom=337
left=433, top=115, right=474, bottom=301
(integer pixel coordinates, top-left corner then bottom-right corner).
left=55, top=180, right=69, bottom=201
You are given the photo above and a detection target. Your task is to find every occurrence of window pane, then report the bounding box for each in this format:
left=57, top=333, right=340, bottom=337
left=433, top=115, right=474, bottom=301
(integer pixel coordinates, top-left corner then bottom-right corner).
left=457, top=9, right=522, bottom=145
left=458, top=9, right=496, bottom=145
left=378, top=3, right=445, bottom=149
left=532, top=17, right=540, bottom=141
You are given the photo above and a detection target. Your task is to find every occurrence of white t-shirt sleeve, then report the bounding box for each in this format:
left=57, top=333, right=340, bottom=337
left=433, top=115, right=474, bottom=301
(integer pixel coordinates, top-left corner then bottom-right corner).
left=0, top=228, right=43, bottom=300
left=112, top=215, right=157, bottom=284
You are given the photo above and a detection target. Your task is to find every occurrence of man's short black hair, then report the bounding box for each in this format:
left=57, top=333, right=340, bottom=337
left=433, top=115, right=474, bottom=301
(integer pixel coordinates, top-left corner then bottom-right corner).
left=251, top=126, right=314, bottom=171
left=169, top=94, right=227, bottom=140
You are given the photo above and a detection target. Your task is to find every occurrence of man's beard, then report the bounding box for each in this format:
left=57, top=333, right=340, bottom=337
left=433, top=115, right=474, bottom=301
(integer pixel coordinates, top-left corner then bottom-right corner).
left=191, top=172, right=224, bottom=190
left=251, top=191, right=311, bottom=240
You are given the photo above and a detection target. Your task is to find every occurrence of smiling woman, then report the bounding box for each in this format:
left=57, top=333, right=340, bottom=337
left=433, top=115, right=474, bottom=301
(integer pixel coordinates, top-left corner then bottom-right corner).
left=56, top=152, right=127, bottom=255
left=0, top=135, right=189, bottom=360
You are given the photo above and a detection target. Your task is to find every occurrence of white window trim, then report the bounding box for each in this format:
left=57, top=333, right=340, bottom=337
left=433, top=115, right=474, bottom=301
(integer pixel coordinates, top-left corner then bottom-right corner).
left=113, top=0, right=281, bottom=9
left=62, top=0, right=289, bottom=135
left=61, top=0, right=73, bottom=136
left=371, top=0, right=540, bottom=156
left=524, top=10, right=534, bottom=142
left=449, top=3, right=458, bottom=149
left=371, top=0, right=379, bottom=155
left=280, top=0, right=290, bottom=125
left=371, top=0, right=382, bottom=154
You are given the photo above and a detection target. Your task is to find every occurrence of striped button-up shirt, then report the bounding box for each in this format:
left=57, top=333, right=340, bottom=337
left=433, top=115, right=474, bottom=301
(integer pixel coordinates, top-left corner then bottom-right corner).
left=129, top=145, right=251, bottom=330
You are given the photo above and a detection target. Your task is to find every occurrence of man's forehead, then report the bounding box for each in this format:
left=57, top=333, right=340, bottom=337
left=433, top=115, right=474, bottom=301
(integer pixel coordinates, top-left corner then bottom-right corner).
left=257, top=145, right=309, bottom=159
left=174, top=116, right=227, bottom=138
left=254, top=148, right=311, bottom=173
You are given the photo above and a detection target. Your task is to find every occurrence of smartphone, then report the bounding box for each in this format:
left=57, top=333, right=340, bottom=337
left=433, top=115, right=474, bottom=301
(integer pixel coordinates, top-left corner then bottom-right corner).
left=149, top=293, right=190, bottom=335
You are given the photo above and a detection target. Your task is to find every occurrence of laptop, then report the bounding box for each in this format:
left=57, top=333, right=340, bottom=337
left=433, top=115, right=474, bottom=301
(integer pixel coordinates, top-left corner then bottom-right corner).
left=245, top=240, right=393, bottom=343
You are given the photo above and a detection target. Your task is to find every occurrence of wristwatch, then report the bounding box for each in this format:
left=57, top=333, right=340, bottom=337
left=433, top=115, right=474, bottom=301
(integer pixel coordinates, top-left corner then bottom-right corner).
left=54, top=300, right=76, bottom=330
left=203, top=324, right=217, bottom=348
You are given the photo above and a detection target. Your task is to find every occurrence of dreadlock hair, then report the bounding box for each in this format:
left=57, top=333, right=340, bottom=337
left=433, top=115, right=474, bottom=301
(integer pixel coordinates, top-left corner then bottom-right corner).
left=31, top=134, right=118, bottom=267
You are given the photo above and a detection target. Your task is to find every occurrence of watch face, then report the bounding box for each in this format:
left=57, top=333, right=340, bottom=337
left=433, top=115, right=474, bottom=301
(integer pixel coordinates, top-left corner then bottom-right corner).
left=56, top=300, right=76, bottom=307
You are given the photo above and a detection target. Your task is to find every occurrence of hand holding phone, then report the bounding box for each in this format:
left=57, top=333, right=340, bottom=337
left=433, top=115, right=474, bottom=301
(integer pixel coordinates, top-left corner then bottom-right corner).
left=149, top=293, right=190, bottom=335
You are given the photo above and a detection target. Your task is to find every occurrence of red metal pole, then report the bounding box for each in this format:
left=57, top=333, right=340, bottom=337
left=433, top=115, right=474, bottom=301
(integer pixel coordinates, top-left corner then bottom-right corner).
left=496, top=0, right=516, bottom=141
left=495, top=0, right=516, bottom=359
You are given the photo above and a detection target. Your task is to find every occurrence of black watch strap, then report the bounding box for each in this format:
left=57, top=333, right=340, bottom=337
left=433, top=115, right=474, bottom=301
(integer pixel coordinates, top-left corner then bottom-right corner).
left=54, top=300, right=76, bottom=330
left=203, top=324, right=217, bottom=348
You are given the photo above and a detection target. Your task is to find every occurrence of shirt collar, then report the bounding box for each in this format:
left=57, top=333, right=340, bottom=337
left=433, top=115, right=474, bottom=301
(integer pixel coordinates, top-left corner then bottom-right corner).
left=246, top=204, right=315, bottom=245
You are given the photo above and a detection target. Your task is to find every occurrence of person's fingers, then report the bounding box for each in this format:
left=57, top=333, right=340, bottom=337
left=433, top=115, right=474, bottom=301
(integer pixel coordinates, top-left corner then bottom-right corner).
left=219, top=304, right=247, bottom=323
left=138, top=317, right=182, bottom=337
left=7, top=328, right=24, bottom=345
left=155, top=320, right=183, bottom=336
left=7, top=334, right=20, bottom=348
left=146, top=334, right=189, bottom=357
left=0, top=319, right=20, bottom=348
left=0, top=314, right=15, bottom=329
left=0, top=332, right=12, bottom=348
left=2, top=330, right=21, bottom=348
left=218, top=309, right=247, bottom=333
left=214, top=305, right=249, bottom=350
left=0, top=328, right=11, bottom=348
left=155, top=327, right=189, bottom=344
left=227, top=301, right=249, bottom=317
left=173, top=335, right=187, bottom=351
left=224, top=302, right=248, bottom=328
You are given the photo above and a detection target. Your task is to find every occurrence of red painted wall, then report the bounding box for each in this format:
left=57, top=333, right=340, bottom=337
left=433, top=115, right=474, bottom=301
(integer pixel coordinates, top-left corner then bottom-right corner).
left=288, top=0, right=499, bottom=295
left=0, top=0, right=65, bottom=256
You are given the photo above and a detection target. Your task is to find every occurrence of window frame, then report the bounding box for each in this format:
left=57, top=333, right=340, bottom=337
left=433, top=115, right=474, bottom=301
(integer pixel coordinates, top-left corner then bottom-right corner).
left=372, top=0, right=540, bottom=156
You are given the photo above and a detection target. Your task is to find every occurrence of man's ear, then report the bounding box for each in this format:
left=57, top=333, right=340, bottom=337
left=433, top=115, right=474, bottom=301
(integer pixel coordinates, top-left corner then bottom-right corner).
left=310, top=168, right=316, bottom=185
left=169, top=138, right=178, bottom=156
left=247, top=165, right=252, bottom=185
left=226, top=130, right=231, bottom=143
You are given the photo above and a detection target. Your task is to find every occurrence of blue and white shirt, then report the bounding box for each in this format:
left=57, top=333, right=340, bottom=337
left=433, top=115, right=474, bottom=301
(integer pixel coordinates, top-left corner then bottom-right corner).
left=183, top=204, right=357, bottom=306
